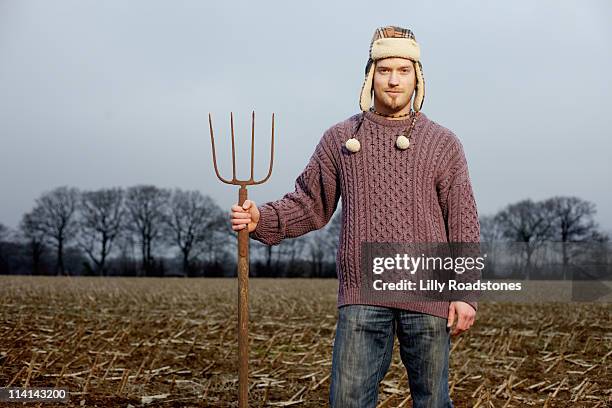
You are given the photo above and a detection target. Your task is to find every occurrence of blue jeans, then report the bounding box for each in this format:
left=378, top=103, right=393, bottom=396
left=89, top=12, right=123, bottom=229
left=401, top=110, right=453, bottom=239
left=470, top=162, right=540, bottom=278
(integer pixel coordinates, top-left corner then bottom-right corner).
left=329, top=305, right=453, bottom=408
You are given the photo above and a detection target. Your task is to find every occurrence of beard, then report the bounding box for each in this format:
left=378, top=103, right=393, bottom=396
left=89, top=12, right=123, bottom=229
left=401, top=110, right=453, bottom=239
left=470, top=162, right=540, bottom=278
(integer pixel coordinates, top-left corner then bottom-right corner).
left=376, top=90, right=413, bottom=113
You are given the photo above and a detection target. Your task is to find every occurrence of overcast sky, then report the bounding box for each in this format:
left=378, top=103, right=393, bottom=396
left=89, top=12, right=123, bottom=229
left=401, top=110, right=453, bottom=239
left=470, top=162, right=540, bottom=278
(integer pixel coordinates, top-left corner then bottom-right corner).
left=1, top=0, right=611, bottom=234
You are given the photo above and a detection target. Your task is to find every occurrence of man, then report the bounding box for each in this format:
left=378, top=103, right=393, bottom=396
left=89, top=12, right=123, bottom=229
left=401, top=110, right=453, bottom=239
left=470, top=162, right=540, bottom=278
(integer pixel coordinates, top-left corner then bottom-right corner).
left=230, top=26, right=479, bottom=407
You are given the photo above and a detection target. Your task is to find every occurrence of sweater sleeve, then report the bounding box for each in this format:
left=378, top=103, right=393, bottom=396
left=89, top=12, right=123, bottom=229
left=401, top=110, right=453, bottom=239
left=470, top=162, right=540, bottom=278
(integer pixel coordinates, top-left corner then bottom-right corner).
left=436, top=136, right=481, bottom=311
left=249, top=131, right=340, bottom=246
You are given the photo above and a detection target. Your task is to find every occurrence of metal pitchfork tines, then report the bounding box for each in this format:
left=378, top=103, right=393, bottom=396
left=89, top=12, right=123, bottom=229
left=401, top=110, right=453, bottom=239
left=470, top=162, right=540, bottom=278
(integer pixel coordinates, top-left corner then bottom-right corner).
left=208, top=111, right=275, bottom=407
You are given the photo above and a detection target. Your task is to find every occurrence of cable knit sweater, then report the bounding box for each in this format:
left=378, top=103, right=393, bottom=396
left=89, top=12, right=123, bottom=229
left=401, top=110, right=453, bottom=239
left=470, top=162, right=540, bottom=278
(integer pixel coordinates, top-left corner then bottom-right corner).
left=250, top=111, right=480, bottom=319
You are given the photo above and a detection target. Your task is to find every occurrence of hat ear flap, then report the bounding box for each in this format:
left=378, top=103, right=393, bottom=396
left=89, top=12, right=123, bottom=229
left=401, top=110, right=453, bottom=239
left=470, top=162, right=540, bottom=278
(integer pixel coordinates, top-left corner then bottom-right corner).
left=359, top=63, right=375, bottom=112
left=413, top=60, right=425, bottom=112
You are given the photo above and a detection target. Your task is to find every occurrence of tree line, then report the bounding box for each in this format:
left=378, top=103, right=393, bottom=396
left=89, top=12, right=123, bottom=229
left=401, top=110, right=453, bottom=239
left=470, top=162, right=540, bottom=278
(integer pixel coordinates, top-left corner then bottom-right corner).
left=0, top=185, right=342, bottom=277
left=480, top=197, right=609, bottom=280
left=0, top=186, right=229, bottom=276
left=0, top=188, right=609, bottom=278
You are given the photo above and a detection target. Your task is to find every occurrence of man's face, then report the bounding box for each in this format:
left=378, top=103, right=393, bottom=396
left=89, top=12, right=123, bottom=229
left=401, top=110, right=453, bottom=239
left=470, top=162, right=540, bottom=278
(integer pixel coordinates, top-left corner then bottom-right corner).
left=372, top=57, right=416, bottom=115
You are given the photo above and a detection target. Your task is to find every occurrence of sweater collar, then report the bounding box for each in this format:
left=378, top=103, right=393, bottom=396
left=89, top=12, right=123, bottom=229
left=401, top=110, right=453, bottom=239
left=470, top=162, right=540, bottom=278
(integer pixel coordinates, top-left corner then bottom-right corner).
left=364, top=110, right=426, bottom=128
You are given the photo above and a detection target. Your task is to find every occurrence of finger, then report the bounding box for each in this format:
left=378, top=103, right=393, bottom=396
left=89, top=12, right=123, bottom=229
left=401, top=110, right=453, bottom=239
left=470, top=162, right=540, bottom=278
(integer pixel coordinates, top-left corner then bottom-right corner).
left=452, top=323, right=464, bottom=336
left=231, top=205, right=244, bottom=212
left=231, top=218, right=251, bottom=225
left=447, top=304, right=455, bottom=328
left=242, top=200, right=252, bottom=210
left=231, top=211, right=251, bottom=219
left=454, top=313, right=469, bottom=335
left=232, top=224, right=246, bottom=231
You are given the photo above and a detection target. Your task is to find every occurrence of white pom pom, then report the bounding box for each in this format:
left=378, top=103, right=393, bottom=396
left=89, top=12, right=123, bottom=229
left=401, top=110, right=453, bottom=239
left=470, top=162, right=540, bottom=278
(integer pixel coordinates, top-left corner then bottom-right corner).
left=396, top=135, right=410, bottom=150
left=345, top=138, right=361, bottom=153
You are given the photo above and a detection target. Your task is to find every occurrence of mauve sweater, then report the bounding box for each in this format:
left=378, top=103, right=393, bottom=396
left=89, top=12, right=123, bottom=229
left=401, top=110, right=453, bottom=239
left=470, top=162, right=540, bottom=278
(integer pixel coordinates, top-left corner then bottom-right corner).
left=250, top=111, right=480, bottom=319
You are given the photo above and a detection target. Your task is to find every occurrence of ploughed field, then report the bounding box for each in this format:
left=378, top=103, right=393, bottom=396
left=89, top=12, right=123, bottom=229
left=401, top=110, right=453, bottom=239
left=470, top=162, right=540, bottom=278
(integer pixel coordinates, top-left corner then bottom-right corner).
left=0, top=276, right=610, bottom=407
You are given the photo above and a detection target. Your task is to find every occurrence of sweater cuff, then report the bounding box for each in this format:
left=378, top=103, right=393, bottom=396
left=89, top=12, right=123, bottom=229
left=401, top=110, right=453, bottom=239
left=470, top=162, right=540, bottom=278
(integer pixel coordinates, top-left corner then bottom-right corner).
left=249, top=204, right=282, bottom=245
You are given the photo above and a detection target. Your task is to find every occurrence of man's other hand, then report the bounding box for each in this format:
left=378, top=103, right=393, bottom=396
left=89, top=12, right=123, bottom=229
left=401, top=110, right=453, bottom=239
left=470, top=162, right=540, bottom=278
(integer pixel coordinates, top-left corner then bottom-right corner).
left=447, top=301, right=476, bottom=336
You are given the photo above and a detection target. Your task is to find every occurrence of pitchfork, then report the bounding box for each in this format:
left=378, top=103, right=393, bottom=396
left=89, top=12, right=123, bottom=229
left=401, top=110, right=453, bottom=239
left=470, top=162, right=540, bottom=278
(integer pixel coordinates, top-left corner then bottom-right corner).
left=208, top=111, right=275, bottom=407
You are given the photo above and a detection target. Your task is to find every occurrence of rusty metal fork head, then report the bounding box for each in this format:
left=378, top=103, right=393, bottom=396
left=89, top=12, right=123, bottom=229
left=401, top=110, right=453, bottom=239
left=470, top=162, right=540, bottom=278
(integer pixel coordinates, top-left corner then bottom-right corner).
left=209, top=111, right=275, bottom=187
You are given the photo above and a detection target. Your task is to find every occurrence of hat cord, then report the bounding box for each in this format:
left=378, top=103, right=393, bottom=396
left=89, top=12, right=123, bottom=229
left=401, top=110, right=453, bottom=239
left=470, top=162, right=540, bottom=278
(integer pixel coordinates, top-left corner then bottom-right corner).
left=345, top=110, right=420, bottom=153
left=368, top=106, right=412, bottom=119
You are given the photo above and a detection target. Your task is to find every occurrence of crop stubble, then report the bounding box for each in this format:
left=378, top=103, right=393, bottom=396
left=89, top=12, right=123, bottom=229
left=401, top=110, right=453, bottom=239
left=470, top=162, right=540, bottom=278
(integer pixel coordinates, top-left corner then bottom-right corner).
left=0, top=276, right=610, bottom=407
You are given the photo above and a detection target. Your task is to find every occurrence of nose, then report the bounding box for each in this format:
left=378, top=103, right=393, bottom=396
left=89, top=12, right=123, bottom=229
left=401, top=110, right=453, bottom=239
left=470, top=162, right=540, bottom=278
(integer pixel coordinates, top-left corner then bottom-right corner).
left=388, top=71, right=400, bottom=86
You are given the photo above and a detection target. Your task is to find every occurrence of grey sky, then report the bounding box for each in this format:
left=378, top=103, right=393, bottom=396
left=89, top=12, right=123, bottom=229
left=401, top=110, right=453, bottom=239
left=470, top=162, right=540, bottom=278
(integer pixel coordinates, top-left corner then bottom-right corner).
left=1, top=0, right=611, bottom=234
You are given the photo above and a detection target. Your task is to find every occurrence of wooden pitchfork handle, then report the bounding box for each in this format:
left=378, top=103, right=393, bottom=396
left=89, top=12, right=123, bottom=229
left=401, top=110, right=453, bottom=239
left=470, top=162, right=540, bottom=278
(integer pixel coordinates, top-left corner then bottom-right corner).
left=237, top=185, right=249, bottom=406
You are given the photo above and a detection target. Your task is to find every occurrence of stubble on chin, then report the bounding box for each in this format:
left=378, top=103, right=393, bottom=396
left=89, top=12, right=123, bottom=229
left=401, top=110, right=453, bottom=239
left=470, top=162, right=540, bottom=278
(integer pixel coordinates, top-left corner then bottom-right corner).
left=381, top=94, right=406, bottom=112
left=389, top=98, right=402, bottom=110
left=373, top=86, right=414, bottom=113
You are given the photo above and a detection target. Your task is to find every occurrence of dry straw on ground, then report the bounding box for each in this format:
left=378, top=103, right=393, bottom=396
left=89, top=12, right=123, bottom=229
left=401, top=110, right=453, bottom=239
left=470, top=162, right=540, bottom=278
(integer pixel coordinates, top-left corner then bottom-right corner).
left=0, top=276, right=610, bottom=407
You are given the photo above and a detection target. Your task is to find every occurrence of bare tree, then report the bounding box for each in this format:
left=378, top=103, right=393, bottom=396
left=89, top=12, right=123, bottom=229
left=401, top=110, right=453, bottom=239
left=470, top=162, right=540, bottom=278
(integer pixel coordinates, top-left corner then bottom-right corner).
left=125, top=185, right=170, bottom=276
left=325, top=211, right=342, bottom=255
left=307, top=221, right=339, bottom=278
left=261, top=242, right=278, bottom=274
left=494, top=199, right=554, bottom=275
left=165, top=189, right=223, bottom=275
left=544, top=196, right=598, bottom=242
left=114, top=232, right=138, bottom=276
left=478, top=215, right=506, bottom=277
left=200, top=222, right=233, bottom=276
left=479, top=214, right=505, bottom=242
left=19, top=210, right=48, bottom=275
left=257, top=233, right=285, bottom=275
left=78, top=188, right=125, bottom=275
left=0, top=223, right=8, bottom=241
left=32, top=186, right=80, bottom=275
left=541, top=196, right=602, bottom=278
left=306, top=233, right=325, bottom=277
left=279, top=236, right=307, bottom=275
left=588, top=230, right=610, bottom=243
left=0, top=223, right=11, bottom=274
left=201, top=213, right=233, bottom=276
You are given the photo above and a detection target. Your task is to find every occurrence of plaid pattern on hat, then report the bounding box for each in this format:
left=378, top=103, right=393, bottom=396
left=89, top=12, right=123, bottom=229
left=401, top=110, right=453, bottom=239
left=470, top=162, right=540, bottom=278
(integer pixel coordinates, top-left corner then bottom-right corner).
left=371, top=26, right=416, bottom=47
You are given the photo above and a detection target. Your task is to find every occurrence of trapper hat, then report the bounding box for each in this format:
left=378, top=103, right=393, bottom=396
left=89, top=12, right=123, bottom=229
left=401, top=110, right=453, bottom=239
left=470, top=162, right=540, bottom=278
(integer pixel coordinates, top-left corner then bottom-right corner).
left=359, top=26, right=425, bottom=112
